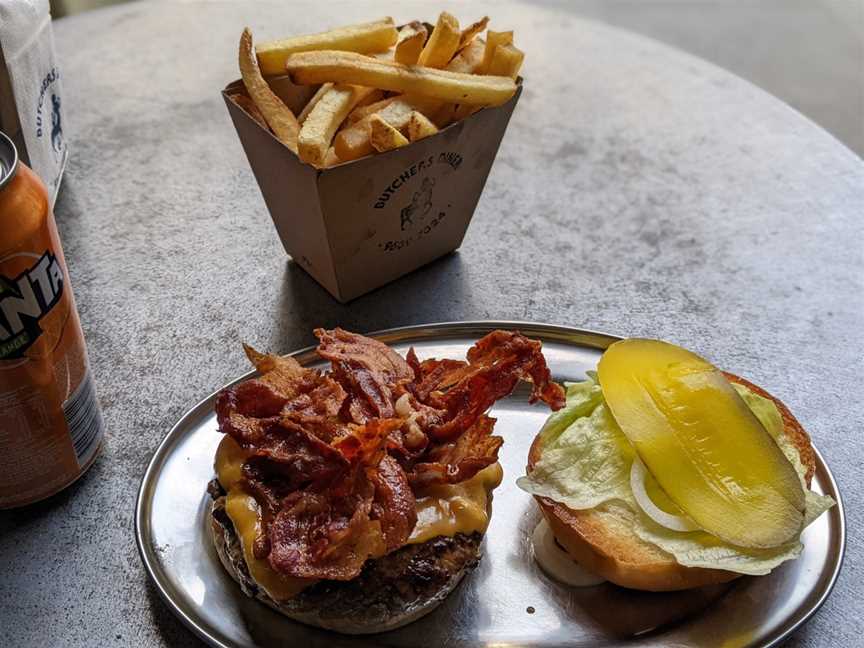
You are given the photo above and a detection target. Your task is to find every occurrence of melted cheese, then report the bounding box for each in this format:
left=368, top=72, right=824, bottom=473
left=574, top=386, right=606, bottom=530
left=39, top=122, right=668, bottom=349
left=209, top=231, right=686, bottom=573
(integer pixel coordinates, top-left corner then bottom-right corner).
left=213, top=435, right=503, bottom=599
left=224, top=491, right=314, bottom=600
left=408, top=462, right=504, bottom=544
left=215, top=436, right=313, bottom=601
left=214, top=433, right=248, bottom=490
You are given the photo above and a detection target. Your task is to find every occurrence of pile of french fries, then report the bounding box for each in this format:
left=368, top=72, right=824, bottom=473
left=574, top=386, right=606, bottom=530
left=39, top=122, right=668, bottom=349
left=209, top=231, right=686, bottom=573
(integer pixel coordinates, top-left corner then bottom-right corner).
left=231, top=13, right=524, bottom=168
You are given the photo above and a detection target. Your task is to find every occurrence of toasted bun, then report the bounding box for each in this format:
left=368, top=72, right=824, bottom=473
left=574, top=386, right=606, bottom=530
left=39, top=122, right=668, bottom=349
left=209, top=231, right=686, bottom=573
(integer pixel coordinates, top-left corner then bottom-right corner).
left=209, top=490, right=483, bottom=634
left=527, top=372, right=816, bottom=592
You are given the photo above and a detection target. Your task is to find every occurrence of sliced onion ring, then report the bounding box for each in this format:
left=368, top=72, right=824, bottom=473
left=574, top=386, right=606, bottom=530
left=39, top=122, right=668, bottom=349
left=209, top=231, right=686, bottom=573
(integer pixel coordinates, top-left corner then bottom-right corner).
left=630, top=457, right=699, bottom=532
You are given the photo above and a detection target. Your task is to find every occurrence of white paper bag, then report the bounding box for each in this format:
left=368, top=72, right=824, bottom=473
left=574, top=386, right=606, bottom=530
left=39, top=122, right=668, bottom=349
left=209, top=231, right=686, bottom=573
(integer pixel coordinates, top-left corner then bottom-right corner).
left=0, top=0, right=68, bottom=202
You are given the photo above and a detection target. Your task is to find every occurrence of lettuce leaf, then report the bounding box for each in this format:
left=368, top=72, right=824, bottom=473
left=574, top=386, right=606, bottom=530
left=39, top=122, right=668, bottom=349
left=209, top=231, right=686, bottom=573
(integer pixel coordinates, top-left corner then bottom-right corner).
left=517, top=401, right=635, bottom=510
left=517, top=377, right=835, bottom=576
left=632, top=489, right=835, bottom=575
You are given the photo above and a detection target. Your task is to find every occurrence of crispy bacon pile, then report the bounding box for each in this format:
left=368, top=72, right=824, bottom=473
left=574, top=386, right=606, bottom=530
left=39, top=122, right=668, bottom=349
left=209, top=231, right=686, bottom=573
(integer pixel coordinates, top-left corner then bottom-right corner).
left=215, top=328, right=564, bottom=581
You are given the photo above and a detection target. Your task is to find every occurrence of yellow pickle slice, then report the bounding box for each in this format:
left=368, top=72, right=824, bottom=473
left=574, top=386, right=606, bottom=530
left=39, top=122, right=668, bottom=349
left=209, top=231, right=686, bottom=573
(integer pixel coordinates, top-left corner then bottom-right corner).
left=597, top=339, right=805, bottom=549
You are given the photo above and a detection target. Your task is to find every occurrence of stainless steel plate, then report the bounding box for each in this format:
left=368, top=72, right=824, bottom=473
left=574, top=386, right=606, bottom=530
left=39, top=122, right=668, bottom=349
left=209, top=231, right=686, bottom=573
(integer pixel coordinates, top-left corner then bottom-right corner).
left=135, top=321, right=845, bottom=648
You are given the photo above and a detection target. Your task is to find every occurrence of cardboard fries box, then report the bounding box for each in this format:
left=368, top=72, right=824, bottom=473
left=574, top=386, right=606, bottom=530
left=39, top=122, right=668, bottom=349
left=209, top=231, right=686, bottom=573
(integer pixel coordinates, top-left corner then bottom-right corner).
left=223, top=78, right=522, bottom=302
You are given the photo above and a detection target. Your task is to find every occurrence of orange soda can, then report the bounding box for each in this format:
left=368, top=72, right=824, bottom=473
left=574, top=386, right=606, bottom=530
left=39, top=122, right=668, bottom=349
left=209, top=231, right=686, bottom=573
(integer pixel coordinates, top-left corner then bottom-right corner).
left=0, top=130, right=104, bottom=508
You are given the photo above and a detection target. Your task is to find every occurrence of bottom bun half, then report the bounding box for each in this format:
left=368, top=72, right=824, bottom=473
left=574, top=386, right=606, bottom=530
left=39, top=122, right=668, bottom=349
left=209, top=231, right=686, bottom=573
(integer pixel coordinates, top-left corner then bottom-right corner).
left=527, top=372, right=816, bottom=592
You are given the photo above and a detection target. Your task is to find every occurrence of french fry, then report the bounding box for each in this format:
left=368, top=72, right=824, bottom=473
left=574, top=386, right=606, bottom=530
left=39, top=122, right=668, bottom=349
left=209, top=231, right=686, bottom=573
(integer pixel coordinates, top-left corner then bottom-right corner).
left=255, top=18, right=397, bottom=75
left=394, top=21, right=427, bottom=65
left=244, top=13, right=526, bottom=165
left=333, top=125, right=372, bottom=161
left=478, top=30, right=513, bottom=74
left=456, top=16, right=489, bottom=53
left=369, top=114, right=410, bottom=152
left=229, top=93, right=268, bottom=130
left=446, top=41, right=523, bottom=125
left=403, top=39, right=486, bottom=128
left=488, top=43, right=525, bottom=80
left=406, top=111, right=439, bottom=142
left=299, top=84, right=378, bottom=166
left=298, top=82, right=333, bottom=124
left=346, top=96, right=398, bottom=126
left=285, top=51, right=517, bottom=106
left=334, top=87, right=387, bottom=130
left=335, top=96, right=443, bottom=161
left=445, top=37, right=485, bottom=74
left=417, top=11, right=461, bottom=68
left=238, top=28, right=300, bottom=152
left=372, top=49, right=396, bottom=61
left=335, top=98, right=416, bottom=161
left=322, top=147, right=341, bottom=167
left=348, top=76, right=464, bottom=141
left=353, top=88, right=386, bottom=110
left=433, top=39, right=487, bottom=126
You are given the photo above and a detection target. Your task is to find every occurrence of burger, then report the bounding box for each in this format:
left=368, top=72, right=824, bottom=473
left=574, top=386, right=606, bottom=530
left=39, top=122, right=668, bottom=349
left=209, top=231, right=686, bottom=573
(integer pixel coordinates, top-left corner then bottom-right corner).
left=208, top=328, right=564, bottom=633
left=519, top=338, right=835, bottom=591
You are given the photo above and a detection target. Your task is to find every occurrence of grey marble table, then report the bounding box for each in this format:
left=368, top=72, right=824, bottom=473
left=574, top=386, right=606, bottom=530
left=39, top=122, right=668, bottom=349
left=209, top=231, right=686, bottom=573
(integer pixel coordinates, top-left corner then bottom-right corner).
left=1, top=1, right=861, bottom=646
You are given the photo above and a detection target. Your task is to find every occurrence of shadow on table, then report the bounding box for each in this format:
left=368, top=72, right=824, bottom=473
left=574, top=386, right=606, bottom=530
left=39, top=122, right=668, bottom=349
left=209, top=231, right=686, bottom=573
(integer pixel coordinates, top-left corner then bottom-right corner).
left=0, top=453, right=103, bottom=531
left=144, top=577, right=208, bottom=648
left=269, top=251, right=477, bottom=349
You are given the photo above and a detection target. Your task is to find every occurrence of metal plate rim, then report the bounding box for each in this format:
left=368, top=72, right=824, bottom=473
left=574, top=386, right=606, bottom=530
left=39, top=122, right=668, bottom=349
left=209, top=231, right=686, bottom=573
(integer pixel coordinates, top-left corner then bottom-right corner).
left=766, top=443, right=846, bottom=647
left=134, top=320, right=846, bottom=648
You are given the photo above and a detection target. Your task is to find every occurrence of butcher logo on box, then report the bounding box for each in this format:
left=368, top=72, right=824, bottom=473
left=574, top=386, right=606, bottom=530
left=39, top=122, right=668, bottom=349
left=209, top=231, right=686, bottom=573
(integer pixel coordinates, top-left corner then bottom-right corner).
left=400, top=177, right=435, bottom=231
left=50, top=93, right=63, bottom=157
left=35, top=67, right=66, bottom=164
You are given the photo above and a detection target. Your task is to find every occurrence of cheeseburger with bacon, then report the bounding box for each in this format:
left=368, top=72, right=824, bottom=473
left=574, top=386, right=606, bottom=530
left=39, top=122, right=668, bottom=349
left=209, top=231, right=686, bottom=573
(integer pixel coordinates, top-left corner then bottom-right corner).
left=209, top=328, right=564, bottom=633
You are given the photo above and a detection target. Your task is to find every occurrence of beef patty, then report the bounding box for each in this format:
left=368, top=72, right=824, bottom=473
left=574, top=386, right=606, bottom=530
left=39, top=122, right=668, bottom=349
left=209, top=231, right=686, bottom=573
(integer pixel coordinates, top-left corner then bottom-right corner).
left=208, top=479, right=484, bottom=634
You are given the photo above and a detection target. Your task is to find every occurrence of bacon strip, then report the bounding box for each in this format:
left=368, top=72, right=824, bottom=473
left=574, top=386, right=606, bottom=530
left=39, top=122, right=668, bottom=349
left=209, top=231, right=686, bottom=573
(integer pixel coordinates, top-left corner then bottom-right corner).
left=423, top=331, right=565, bottom=442
left=394, top=331, right=565, bottom=486
left=268, top=477, right=385, bottom=580
left=214, top=329, right=563, bottom=582
left=266, top=420, right=406, bottom=578
left=407, top=348, right=467, bottom=401
left=369, top=454, right=418, bottom=551
left=216, top=346, right=348, bottom=446
left=410, top=415, right=503, bottom=487
left=315, top=328, right=414, bottom=422
left=244, top=419, right=349, bottom=492
left=235, top=418, right=352, bottom=558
